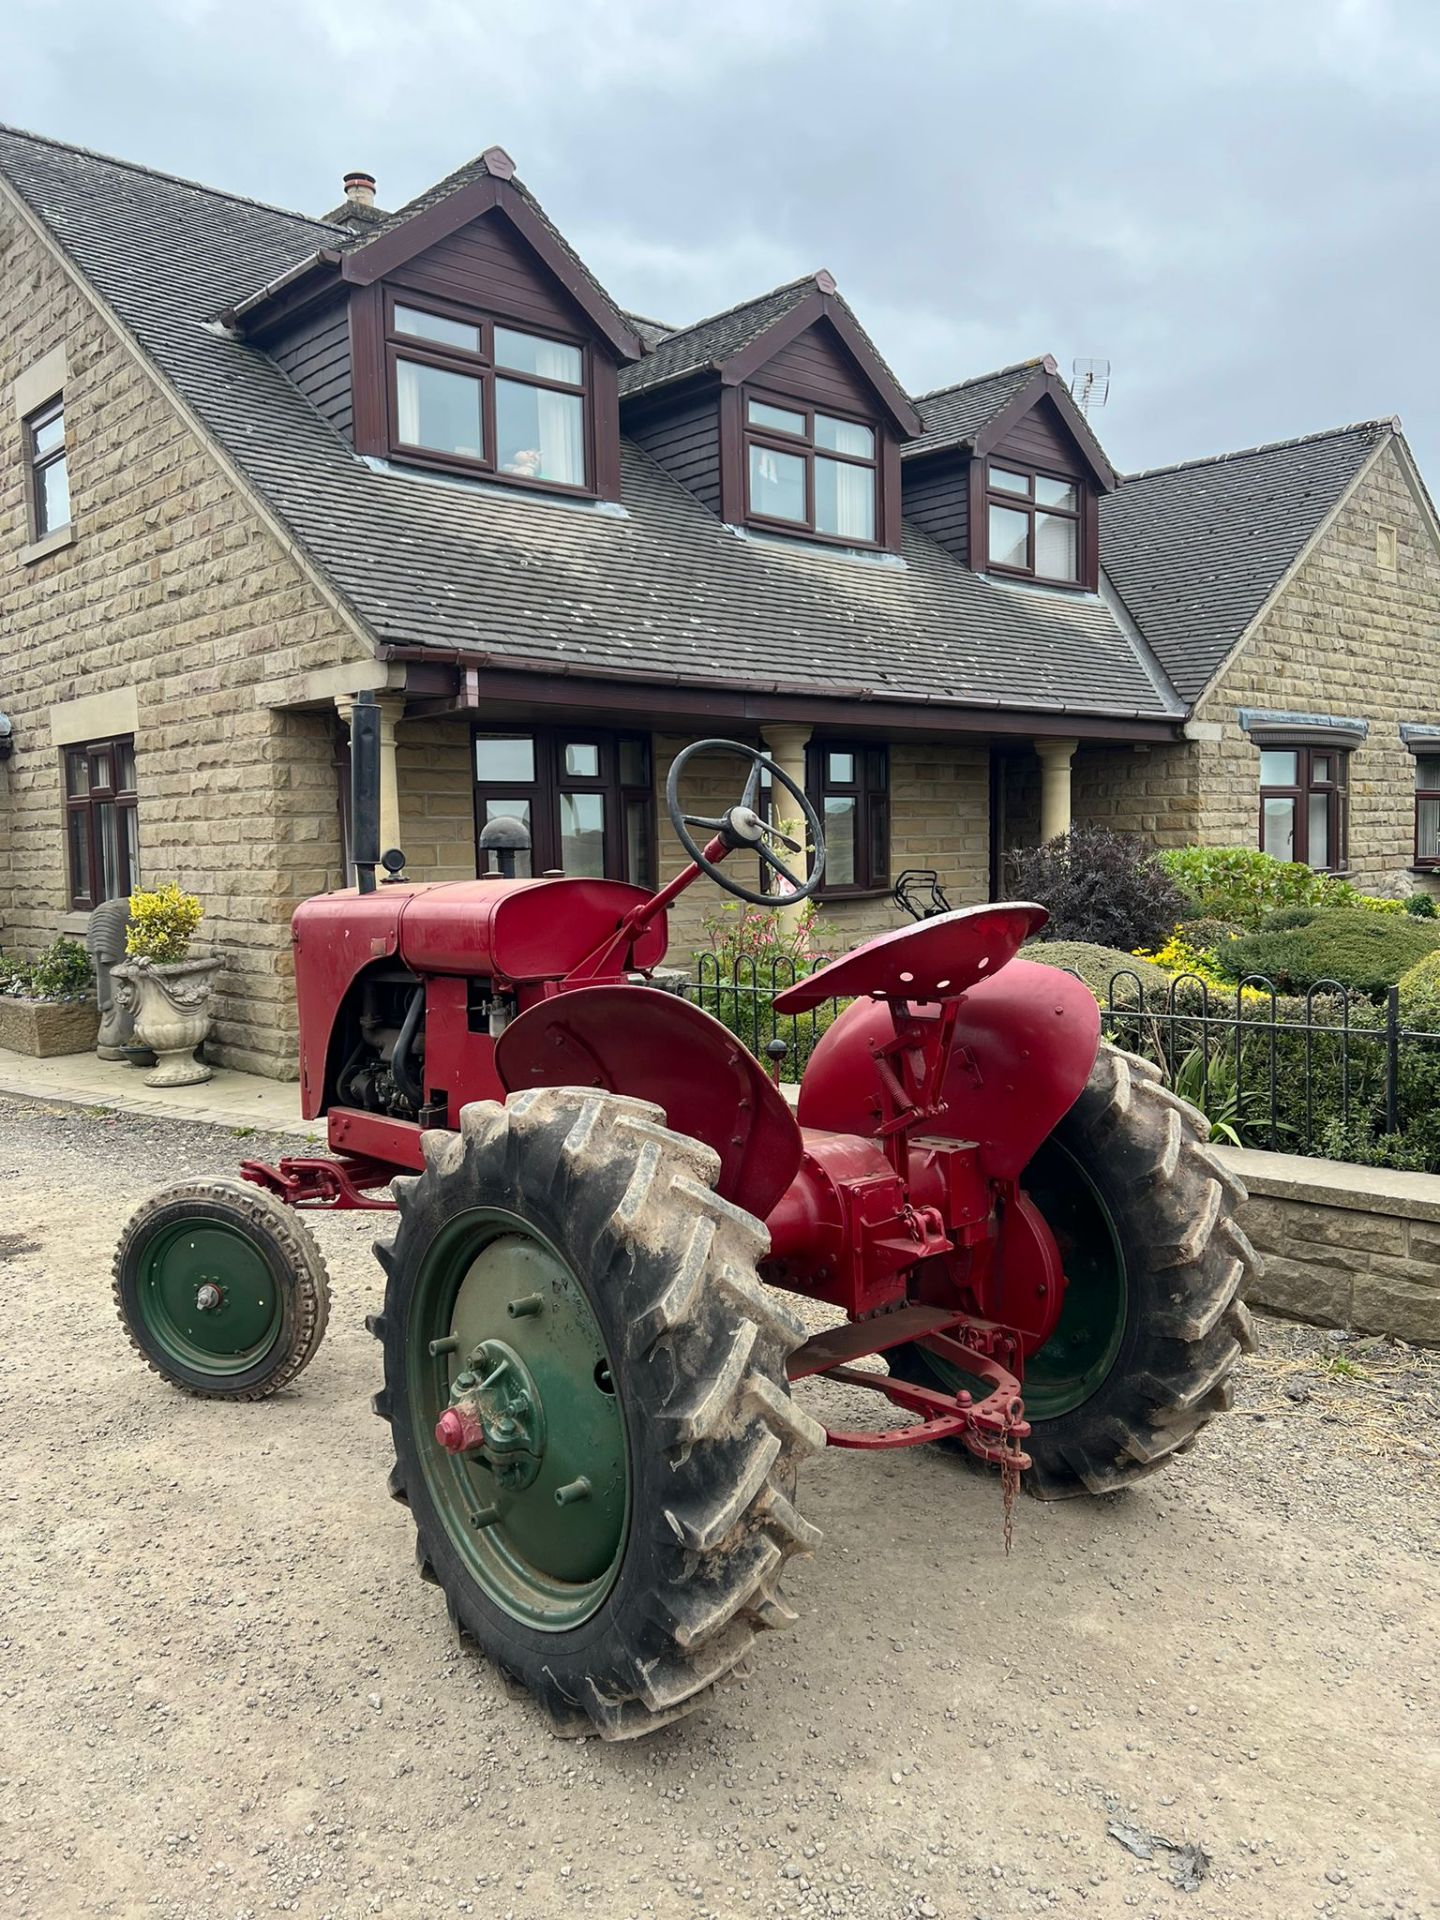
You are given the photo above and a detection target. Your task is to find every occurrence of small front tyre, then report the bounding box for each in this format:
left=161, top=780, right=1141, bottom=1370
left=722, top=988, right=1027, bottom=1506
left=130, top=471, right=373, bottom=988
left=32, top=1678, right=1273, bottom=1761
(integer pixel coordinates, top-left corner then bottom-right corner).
left=114, top=1177, right=331, bottom=1398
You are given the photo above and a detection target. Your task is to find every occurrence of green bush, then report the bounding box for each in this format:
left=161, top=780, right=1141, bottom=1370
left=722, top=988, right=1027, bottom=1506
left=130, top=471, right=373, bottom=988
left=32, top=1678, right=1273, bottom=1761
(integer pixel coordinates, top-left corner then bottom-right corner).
left=1259, top=905, right=1319, bottom=932
left=1405, top=891, right=1438, bottom=919
left=1399, top=948, right=1440, bottom=1001
left=1180, top=916, right=1247, bottom=958
left=1158, top=846, right=1328, bottom=929
left=1006, top=828, right=1188, bottom=950
left=1021, top=940, right=1171, bottom=1002
left=1219, top=909, right=1440, bottom=999
left=1, top=938, right=93, bottom=1000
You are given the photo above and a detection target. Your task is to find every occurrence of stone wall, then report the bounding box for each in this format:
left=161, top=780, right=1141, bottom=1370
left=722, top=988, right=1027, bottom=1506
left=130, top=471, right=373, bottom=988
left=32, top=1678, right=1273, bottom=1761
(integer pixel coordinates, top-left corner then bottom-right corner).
left=0, top=190, right=372, bottom=1075
left=1215, top=1144, right=1440, bottom=1345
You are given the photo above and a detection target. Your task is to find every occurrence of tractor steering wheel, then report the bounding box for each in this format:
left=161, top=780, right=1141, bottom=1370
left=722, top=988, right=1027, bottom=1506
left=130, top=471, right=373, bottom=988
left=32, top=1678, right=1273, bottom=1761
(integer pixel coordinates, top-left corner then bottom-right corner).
left=666, top=739, right=826, bottom=907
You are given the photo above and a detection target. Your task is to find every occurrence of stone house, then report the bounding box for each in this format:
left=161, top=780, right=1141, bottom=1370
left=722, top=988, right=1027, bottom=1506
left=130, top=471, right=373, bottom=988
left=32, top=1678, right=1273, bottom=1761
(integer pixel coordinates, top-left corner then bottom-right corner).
left=1, top=125, right=1436, bottom=1077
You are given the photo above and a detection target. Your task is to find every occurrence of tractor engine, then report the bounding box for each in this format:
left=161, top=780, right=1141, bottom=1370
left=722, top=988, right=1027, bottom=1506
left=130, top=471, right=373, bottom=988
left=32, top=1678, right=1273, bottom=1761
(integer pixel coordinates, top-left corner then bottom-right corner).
left=333, top=967, right=426, bottom=1119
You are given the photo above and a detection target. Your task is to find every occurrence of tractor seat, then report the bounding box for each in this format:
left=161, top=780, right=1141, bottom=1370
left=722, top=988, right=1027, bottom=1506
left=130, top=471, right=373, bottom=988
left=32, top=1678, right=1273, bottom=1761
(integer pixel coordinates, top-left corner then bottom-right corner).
left=773, top=902, right=1048, bottom=1014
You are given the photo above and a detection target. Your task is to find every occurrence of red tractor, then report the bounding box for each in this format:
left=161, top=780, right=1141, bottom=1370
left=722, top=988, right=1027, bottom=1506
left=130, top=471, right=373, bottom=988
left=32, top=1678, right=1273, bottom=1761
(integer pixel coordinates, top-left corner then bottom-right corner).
left=114, top=698, right=1256, bottom=1739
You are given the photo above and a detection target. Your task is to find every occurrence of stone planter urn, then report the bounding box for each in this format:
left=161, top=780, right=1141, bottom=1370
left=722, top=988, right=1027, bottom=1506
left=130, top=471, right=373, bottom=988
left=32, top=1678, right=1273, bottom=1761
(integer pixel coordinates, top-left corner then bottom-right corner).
left=111, top=955, right=222, bottom=1088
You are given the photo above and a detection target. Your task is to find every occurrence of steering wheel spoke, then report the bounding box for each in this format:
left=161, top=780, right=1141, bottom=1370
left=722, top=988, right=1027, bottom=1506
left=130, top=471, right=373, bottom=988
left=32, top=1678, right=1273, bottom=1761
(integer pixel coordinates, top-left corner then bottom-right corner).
left=665, top=739, right=827, bottom=909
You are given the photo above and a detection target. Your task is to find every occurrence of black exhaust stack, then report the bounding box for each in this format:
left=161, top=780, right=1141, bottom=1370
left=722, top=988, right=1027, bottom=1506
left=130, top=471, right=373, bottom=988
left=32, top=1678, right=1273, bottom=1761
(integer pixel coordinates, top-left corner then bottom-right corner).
left=350, top=690, right=381, bottom=895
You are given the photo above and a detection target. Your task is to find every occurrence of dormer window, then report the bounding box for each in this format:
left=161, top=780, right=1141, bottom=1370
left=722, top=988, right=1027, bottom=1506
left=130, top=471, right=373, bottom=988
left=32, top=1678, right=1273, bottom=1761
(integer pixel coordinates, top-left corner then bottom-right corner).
left=386, top=294, right=588, bottom=491
left=985, top=463, right=1082, bottom=583
left=744, top=391, right=878, bottom=545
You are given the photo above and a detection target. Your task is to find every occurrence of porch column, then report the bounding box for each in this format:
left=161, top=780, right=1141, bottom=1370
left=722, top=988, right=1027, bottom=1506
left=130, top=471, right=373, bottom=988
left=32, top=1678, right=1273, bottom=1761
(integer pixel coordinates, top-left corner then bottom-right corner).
left=1035, top=736, right=1079, bottom=843
left=336, top=692, right=404, bottom=860
left=760, top=724, right=813, bottom=925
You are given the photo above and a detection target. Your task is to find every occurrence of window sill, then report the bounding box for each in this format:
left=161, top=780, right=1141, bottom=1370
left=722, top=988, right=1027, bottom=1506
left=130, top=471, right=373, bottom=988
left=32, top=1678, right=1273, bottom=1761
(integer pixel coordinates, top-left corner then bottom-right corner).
left=1408, top=866, right=1440, bottom=877
left=20, top=523, right=75, bottom=565
left=814, top=887, right=893, bottom=904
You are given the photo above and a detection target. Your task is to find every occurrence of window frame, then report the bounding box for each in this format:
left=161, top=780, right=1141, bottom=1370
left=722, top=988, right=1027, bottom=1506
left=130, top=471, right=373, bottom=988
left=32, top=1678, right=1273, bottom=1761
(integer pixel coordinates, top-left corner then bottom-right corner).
left=1414, top=752, right=1440, bottom=869
left=1257, top=744, right=1349, bottom=873
left=26, top=395, right=71, bottom=541
left=63, top=735, right=139, bottom=912
left=383, top=289, right=593, bottom=496
left=982, top=459, right=1084, bottom=586
left=470, top=727, right=654, bottom=886
left=741, top=385, right=882, bottom=549
left=805, top=740, right=890, bottom=896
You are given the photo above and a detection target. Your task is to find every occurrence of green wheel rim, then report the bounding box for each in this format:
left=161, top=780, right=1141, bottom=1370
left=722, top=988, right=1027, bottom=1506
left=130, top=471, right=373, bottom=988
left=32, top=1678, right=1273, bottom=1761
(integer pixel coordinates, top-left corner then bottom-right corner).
left=407, top=1208, right=630, bottom=1632
left=138, top=1219, right=283, bottom=1375
left=1015, top=1139, right=1128, bottom=1420
left=912, top=1139, right=1128, bottom=1423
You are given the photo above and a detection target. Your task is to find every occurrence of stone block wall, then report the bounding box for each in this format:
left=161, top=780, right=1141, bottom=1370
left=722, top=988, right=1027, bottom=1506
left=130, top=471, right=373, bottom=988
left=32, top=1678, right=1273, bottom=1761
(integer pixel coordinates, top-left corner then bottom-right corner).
left=0, top=192, right=372, bottom=1076
left=1215, top=1144, right=1440, bottom=1345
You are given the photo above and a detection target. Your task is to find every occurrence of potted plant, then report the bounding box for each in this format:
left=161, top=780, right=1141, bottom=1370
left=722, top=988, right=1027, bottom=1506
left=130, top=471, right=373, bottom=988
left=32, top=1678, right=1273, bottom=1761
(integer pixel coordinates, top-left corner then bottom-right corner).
left=0, top=938, right=98, bottom=1056
left=111, top=883, right=222, bottom=1087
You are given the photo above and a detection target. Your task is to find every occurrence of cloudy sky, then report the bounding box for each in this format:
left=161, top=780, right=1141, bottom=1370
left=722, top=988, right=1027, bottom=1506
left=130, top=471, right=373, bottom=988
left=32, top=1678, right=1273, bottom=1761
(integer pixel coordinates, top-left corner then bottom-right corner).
left=5, top=0, right=1439, bottom=479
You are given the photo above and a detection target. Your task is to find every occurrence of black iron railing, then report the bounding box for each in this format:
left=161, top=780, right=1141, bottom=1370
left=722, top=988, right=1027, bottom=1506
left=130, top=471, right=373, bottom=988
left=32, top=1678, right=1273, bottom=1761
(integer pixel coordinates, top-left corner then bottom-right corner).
left=683, top=956, right=1440, bottom=1168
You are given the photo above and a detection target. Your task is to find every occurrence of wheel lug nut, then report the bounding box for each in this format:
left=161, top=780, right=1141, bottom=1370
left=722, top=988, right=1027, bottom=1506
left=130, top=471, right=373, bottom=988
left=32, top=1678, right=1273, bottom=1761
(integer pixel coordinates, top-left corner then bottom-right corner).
left=554, top=1477, right=592, bottom=1507
left=428, top=1335, right=460, bottom=1356
left=507, top=1293, right=544, bottom=1318
left=195, top=1284, right=222, bottom=1312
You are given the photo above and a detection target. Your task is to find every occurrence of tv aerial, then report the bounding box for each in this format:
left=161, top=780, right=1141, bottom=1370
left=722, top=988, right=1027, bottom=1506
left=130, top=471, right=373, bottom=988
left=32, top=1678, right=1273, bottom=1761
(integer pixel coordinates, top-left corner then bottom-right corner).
left=1070, top=357, right=1111, bottom=418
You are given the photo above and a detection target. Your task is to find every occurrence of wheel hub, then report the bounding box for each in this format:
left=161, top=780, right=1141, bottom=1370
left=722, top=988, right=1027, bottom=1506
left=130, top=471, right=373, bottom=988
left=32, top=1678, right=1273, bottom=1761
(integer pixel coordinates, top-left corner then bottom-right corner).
left=434, top=1337, right=547, bottom=1491
left=410, top=1218, right=629, bottom=1629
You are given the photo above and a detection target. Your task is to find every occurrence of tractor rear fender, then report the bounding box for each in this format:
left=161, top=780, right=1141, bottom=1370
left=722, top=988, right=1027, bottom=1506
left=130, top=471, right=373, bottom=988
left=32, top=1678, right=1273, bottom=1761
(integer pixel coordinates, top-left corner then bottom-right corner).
left=794, top=959, right=1101, bottom=1182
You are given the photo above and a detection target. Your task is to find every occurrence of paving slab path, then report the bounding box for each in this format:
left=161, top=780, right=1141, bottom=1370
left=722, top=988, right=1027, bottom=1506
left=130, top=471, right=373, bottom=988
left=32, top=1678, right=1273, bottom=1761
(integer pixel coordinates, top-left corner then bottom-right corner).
left=1, top=1092, right=1437, bottom=1920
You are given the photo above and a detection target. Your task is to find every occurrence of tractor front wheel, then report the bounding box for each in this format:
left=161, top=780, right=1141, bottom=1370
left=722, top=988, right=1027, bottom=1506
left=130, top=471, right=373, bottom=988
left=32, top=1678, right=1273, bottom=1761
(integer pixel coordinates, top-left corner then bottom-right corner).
left=893, top=1042, right=1259, bottom=1498
left=114, top=1178, right=331, bottom=1398
left=371, top=1086, right=823, bottom=1739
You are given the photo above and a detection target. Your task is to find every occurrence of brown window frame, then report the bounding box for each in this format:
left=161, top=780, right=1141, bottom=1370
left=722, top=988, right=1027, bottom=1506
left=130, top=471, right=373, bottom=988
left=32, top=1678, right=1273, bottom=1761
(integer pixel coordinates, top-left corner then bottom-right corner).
left=1414, top=752, right=1440, bottom=868
left=806, top=741, right=889, bottom=896
left=471, top=727, right=654, bottom=886
left=383, top=290, right=594, bottom=497
left=1258, top=745, right=1349, bottom=873
left=983, top=460, right=1084, bottom=585
left=742, top=387, right=881, bottom=549
left=63, top=736, right=139, bottom=911
left=26, top=395, right=70, bottom=540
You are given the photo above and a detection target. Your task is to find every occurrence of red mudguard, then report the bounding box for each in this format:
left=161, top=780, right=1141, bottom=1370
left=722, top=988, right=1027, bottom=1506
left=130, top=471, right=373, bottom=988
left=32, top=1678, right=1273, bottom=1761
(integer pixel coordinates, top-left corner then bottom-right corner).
left=794, top=957, right=1101, bottom=1180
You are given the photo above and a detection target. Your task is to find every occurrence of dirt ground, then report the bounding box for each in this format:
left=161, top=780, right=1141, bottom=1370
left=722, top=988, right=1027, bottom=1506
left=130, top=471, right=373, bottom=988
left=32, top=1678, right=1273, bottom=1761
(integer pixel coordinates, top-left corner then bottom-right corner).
left=1, top=1092, right=1437, bottom=1920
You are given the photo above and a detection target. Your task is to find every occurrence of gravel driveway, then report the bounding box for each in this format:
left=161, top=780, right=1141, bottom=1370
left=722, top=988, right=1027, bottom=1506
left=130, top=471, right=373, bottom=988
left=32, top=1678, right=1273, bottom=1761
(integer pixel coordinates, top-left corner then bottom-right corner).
left=1, top=1092, right=1437, bottom=1920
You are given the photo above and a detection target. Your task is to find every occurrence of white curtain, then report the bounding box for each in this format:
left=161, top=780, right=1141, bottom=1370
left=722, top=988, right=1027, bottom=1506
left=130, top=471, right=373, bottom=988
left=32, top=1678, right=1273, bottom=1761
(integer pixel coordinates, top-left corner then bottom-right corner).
left=536, top=389, right=584, bottom=485
left=396, top=360, right=421, bottom=446
left=833, top=461, right=875, bottom=541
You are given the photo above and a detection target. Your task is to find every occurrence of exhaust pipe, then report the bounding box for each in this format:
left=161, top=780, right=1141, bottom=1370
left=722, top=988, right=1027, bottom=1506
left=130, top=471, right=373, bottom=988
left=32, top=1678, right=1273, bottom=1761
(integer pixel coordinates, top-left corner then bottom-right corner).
left=351, top=690, right=381, bottom=895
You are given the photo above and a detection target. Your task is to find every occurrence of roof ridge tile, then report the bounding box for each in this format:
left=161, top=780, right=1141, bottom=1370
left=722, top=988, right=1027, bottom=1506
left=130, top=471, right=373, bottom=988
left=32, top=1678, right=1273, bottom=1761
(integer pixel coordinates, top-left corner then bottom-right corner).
left=1121, top=418, right=1398, bottom=484
left=911, top=355, right=1053, bottom=402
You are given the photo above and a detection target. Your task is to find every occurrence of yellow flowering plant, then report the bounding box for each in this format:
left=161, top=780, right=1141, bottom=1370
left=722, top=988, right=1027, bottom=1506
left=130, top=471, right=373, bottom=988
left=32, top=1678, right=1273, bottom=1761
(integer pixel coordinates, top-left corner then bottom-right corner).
left=125, top=882, right=204, bottom=966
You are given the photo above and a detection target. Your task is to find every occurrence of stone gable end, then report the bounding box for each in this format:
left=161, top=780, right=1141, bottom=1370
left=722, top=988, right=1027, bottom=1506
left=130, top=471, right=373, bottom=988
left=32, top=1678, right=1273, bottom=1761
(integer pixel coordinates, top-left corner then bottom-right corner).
left=1194, top=443, right=1440, bottom=896
left=0, top=191, right=376, bottom=1074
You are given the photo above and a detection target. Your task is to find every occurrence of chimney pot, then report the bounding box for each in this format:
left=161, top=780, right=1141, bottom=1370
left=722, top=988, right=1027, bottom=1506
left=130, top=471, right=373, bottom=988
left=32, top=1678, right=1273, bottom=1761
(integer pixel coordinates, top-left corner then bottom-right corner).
left=343, top=170, right=377, bottom=208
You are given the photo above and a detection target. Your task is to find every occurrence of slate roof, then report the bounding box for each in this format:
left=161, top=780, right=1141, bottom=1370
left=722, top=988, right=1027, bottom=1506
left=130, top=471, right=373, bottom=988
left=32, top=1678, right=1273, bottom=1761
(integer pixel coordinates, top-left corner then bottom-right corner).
left=1100, top=422, right=1393, bottom=703
left=907, top=359, right=1054, bottom=459
left=617, top=275, right=817, bottom=397
left=0, top=124, right=1181, bottom=725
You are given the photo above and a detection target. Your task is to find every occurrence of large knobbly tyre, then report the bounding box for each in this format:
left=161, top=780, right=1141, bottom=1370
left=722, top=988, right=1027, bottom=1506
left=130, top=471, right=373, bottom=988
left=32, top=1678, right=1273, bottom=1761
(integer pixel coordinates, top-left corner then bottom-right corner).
left=372, top=1086, right=824, bottom=1741
left=114, top=1177, right=331, bottom=1399
left=894, top=1042, right=1259, bottom=1499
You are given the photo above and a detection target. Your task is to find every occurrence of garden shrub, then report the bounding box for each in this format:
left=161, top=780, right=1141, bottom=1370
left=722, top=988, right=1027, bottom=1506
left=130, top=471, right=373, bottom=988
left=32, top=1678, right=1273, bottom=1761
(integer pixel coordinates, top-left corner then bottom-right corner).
left=1, top=937, right=93, bottom=1000
left=1259, top=905, right=1319, bottom=932
left=1405, top=891, right=1439, bottom=919
left=1399, top=948, right=1440, bottom=1002
left=1178, top=916, right=1246, bottom=957
left=126, top=882, right=204, bottom=965
left=1218, top=909, right=1440, bottom=999
left=1021, top=940, right=1171, bottom=1001
left=692, top=900, right=843, bottom=1079
left=1157, top=846, right=1325, bottom=929
left=1006, top=828, right=1188, bottom=950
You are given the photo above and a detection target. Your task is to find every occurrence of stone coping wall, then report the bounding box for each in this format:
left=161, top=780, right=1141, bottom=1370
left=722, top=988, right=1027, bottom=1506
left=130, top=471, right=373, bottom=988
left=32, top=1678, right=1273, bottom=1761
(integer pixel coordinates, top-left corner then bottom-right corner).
left=1212, top=1144, right=1440, bottom=1346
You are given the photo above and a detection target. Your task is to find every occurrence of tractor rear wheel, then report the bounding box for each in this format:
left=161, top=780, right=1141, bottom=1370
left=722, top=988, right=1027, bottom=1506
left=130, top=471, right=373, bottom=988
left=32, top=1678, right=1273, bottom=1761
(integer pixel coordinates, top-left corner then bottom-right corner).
left=892, top=1042, right=1259, bottom=1499
left=113, top=1178, right=331, bottom=1398
left=371, top=1086, right=823, bottom=1740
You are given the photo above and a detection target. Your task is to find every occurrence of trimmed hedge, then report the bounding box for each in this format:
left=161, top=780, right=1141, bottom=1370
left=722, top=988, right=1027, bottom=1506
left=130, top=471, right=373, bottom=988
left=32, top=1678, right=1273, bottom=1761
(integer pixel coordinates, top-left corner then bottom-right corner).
left=1020, top=940, right=1171, bottom=1001
left=1220, top=909, right=1440, bottom=999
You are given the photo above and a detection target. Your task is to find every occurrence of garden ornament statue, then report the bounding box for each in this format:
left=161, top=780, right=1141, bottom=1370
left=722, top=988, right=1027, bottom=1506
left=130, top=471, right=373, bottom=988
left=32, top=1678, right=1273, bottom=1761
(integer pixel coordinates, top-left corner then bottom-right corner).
left=86, top=895, right=137, bottom=1060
